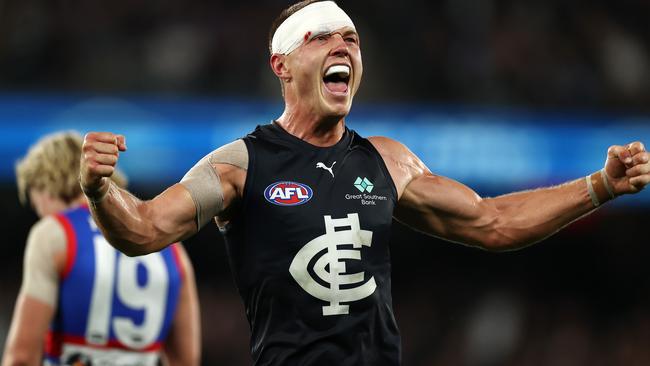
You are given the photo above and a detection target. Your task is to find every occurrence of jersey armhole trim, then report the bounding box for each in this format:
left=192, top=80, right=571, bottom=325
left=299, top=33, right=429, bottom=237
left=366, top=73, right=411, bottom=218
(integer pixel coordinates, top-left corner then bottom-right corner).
left=45, top=329, right=64, bottom=358
left=240, top=137, right=256, bottom=219
left=54, top=214, right=77, bottom=280
left=361, top=135, right=399, bottom=204
left=170, top=243, right=185, bottom=281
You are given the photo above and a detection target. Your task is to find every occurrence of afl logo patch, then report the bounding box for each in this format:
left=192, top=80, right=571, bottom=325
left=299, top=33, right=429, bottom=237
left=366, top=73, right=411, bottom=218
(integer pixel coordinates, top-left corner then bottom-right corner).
left=264, top=181, right=313, bottom=206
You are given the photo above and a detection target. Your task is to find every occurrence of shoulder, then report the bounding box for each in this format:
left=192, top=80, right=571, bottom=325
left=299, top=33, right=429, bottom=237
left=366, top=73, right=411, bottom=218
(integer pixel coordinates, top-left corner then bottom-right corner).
left=367, top=136, right=428, bottom=172
left=27, top=215, right=67, bottom=251
left=367, top=136, right=430, bottom=200
left=211, top=139, right=247, bottom=155
left=25, top=215, right=68, bottom=277
left=205, top=139, right=248, bottom=171
left=367, top=136, right=411, bottom=155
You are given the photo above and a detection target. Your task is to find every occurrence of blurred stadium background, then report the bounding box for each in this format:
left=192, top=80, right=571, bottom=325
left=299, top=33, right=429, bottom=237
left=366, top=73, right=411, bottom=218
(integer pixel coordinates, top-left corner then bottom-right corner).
left=2, top=0, right=650, bottom=365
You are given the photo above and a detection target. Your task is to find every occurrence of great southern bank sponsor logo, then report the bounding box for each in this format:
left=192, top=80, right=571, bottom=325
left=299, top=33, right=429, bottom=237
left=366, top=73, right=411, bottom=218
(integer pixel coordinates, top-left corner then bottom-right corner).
left=353, top=177, right=374, bottom=192
left=346, top=177, right=388, bottom=206
left=264, top=181, right=313, bottom=206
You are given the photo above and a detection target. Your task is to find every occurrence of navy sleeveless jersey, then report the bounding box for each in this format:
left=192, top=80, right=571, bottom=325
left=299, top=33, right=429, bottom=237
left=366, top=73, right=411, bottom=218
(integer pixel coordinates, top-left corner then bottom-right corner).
left=224, top=123, right=401, bottom=365
left=44, top=205, right=184, bottom=366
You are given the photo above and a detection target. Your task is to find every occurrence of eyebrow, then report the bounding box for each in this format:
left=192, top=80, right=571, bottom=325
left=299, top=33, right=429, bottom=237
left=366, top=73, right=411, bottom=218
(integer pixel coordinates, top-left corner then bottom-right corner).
left=309, top=28, right=359, bottom=42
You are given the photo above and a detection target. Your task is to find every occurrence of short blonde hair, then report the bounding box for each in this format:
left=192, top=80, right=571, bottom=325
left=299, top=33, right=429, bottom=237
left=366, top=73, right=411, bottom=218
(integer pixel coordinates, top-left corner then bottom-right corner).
left=15, top=131, right=127, bottom=206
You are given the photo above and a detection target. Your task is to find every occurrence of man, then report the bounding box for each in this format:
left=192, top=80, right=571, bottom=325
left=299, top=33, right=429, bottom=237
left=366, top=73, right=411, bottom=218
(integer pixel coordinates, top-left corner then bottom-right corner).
left=78, top=1, right=650, bottom=365
left=3, top=132, right=200, bottom=366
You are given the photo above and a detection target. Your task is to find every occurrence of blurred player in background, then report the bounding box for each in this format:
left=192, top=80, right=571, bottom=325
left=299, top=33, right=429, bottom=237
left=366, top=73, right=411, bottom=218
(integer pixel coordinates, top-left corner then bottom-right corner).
left=2, top=131, right=200, bottom=366
left=77, top=0, right=650, bottom=365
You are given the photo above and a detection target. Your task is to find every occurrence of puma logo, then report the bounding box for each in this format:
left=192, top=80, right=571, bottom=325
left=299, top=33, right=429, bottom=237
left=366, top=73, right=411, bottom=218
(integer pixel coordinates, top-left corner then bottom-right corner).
left=316, top=161, right=336, bottom=178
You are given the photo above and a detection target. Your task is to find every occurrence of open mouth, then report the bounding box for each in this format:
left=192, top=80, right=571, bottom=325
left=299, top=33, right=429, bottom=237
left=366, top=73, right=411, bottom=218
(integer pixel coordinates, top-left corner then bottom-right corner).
left=323, top=64, right=350, bottom=94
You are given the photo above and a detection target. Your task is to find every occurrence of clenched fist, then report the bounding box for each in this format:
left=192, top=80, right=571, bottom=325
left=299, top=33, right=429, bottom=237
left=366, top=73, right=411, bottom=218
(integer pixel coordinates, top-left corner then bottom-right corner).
left=80, top=132, right=127, bottom=201
left=605, top=141, right=650, bottom=195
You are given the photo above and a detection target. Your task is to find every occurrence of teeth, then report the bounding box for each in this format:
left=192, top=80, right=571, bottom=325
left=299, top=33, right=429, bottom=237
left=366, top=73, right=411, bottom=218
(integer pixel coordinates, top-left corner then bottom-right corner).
left=325, top=65, right=350, bottom=78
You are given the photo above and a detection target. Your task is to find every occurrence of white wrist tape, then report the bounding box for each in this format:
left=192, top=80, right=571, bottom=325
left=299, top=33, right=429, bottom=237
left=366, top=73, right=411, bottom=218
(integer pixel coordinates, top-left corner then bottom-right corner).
left=586, top=175, right=600, bottom=207
left=600, top=169, right=615, bottom=199
left=271, top=1, right=356, bottom=55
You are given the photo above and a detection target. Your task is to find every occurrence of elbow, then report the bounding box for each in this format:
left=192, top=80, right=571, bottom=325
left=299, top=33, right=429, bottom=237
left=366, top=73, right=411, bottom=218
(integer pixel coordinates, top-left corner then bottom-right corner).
left=98, top=214, right=163, bottom=257
left=478, top=233, right=519, bottom=252
left=104, top=235, right=158, bottom=257
left=473, top=217, right=523, bottom=252
left=478, top=225, right=540, bottom=252
left=472, top=200, right=550, bottom=252
left=121, top=247, right=150, bottom=257
left=121, top=240, right=160, bottom=257
left=470, top=207, right=526, bottom=252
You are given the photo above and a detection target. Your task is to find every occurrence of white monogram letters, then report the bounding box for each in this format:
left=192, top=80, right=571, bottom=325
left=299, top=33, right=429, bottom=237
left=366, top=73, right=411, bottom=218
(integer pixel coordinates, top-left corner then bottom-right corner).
left=289, top=213, right=376, bottom=316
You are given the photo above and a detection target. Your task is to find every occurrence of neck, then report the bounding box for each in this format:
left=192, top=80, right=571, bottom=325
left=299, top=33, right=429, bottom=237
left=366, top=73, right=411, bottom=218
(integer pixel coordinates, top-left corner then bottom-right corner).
left=276, top=107, right=346, bottom=147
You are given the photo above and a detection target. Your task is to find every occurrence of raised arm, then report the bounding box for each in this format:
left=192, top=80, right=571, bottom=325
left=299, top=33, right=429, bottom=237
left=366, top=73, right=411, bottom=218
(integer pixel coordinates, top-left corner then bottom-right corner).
left=370, top=137, right=649, bottom=251
left=79, top=132, right=243, bottom=256
left=79, top=132, right=197, bottom=256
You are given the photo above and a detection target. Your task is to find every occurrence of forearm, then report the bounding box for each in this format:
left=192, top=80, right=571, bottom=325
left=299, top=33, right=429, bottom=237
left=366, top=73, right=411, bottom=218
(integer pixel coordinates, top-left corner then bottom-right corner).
left=488, top=142, right=650, bottom=249
left=391, top=138, right=647, bottom=251
left=485, top=175, right=605, bottom=250
left=89, top=181, right=162, bottom=256
left=2, top=295, right=53, bottom=366
left=89, top=181, right=198, bottom=256
left=2, top=341, right=41, bottom=366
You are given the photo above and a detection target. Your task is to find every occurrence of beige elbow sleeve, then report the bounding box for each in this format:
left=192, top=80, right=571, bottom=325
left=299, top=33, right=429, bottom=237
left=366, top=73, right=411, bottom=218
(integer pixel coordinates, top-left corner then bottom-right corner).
left=180, top=139, right=248, bottom=230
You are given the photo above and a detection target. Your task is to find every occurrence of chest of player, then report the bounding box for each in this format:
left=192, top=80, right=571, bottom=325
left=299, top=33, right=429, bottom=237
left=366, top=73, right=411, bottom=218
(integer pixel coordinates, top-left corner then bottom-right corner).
left=238, top=136, right=397, bottom=279
left=226, top=127, right=400, bottom=320
left=248, top=146, right=394, bottom=236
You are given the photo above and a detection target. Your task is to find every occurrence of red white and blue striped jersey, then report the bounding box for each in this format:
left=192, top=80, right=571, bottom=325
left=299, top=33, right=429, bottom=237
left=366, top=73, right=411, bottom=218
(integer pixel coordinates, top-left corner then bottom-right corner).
left=43, top=205, right=185, bottom=366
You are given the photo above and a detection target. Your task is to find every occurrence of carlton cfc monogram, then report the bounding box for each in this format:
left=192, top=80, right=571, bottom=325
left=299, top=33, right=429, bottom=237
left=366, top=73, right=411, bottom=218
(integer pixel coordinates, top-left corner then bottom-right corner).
left=289, top=213, right=377, bottom=316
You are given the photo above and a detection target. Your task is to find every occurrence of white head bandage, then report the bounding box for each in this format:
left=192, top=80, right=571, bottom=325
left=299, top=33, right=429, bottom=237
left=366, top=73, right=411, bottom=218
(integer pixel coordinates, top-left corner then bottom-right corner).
left=271, top=1, right=356, bottom=55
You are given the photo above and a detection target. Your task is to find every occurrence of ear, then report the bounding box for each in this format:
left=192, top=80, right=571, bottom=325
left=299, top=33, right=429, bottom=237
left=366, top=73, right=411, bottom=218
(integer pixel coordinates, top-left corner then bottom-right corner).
left=270, top=54, right=291, bottom=80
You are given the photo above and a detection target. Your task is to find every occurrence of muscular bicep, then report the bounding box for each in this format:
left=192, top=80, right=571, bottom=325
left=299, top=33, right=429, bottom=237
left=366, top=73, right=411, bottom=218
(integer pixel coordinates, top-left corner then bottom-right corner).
left=143, top=184, right=199, bottom=247
left=395, top=172, right=498, bottom=247
left=370, top=135, right=498, bottom=247
left=96, top=141, right=246, bottom=256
